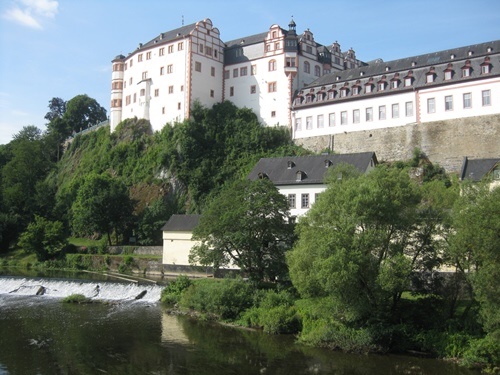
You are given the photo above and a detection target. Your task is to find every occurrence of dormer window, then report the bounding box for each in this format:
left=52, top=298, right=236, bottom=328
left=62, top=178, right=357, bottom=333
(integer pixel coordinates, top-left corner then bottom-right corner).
left=287, top=161, right=295, bottom=169
left=404, top=77, right=412, bottom=87
left=390, top=76, right=399, bottom=89
left=324, top=159, right=332, bottom=168
left=378, top=82, right=386, bottom=91
left=462, top=60, right=471, bottom=77
left=340, top=87, right=348, bottom=97
left=296, top=171, right=305, bottom=181
left=365, top=84, right=372, bottom=93
left=294, top=97, right=302, bottom=106
left=258, top=172, right=268, bottom=179
left=426, top=68, right=436, bottom=83
left=352, top=86, right=359, bottom=95
left=328, top=90, right=336, bottom=99
left=481, top=57, right=491, bottom=74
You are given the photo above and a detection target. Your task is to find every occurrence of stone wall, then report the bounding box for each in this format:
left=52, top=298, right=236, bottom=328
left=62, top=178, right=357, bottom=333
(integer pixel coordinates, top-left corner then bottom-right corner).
left=108, top=246, right=163, bottom=256
left=296, top=114, right=500, bottom=173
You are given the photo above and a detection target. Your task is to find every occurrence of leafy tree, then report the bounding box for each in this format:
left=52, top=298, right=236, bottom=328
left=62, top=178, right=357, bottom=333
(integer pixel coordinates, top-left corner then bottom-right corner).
left=136, top=196, right=182, bottom=245
left=18, top=215, right=67, bottom=261
left=44, top=97, right=66, bottom=123
left=190, top=178, right=295, bottom=283
left=449, top=185, right=500, bottom=334
left=64, top=94, right=107, bottom=134
left=71, top=173, right=133, bottom=245
left=287, top=165, right=445, bottom=323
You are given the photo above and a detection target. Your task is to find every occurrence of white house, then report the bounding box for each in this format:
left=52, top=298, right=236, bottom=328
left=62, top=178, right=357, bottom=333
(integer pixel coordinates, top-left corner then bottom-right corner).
left=161, top=214, right=201, bottom=266
left=247, top=152, right=377, bottom=217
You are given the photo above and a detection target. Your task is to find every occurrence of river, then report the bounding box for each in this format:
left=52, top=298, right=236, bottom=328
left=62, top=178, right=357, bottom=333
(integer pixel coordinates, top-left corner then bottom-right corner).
left=0, top=271, right=478, bottom=375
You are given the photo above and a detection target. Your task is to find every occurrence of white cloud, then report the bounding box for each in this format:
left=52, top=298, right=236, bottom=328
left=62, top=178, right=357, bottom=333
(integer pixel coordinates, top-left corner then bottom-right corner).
left=3, top=0, right=58, bottom=29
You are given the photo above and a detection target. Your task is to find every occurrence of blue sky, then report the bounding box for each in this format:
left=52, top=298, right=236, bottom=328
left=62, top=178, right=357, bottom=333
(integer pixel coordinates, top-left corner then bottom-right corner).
left=1, top=0, right=499, bottom=144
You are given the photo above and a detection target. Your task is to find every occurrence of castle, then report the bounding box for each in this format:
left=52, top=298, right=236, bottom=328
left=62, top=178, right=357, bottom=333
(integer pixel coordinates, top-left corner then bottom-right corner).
left=111, top=18, right=500, bottom=172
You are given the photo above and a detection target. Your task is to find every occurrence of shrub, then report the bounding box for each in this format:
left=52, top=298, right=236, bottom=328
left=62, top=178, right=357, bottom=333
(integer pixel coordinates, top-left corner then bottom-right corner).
left=62, top=294, right=89, bottom=303
left=161, top=275, right=192, bottom=306
left=462, top=333, right=500, bottom=372
left=179, top=278, right=255, bottom=320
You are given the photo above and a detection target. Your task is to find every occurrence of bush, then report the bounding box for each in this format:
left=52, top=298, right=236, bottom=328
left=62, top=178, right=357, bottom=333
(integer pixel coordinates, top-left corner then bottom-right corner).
left=462, top=333, right=500, bottom=372
left=161, top=275, right=192, bottom=306
left=240, top=289, right=301, bottom=334
left=62, top=294, right=89, bottom=303
left=179, top=278, right=255, bottom=320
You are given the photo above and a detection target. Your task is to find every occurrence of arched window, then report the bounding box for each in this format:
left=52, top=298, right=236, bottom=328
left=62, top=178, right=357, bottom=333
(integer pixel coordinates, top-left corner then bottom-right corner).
left=304, top=61, right=310, bottom=74
left=268, top=59, right=276, bottom=71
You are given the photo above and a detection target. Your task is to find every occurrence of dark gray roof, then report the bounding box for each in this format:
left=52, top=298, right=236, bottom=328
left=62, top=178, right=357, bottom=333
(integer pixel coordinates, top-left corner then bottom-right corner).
left=248, top=152, right=377, bottom=185
left=132, top=22, right=198, bottom=54
left=225, top=31, right=272, bottom=49
left=460, top=157, right=500, bottom=181
left=161, top=214, right=201, bottom=232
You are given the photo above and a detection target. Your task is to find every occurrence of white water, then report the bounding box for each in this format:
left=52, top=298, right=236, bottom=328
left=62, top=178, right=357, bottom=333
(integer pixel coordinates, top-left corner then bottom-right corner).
left=0, top=277, right=163, bottom=303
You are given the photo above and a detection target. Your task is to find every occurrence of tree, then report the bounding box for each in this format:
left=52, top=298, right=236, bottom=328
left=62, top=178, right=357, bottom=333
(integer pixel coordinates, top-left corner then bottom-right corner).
left=190, top=178, right=295, bottom=283
left=18, top=215, right=67, bottom=261
left=449, top=185, right=500, bottom=334
left=287, top=165, right=445, bottom=323
left=64, top=94, right=107, bottom=134
left=71, top=173, right=133, bottom=245
left=44, top=97, right=66, bottom=123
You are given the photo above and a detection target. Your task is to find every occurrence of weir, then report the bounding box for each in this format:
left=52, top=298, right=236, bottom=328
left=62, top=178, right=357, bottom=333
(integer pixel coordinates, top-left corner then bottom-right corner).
left=0, top=276, right=163, bottom=303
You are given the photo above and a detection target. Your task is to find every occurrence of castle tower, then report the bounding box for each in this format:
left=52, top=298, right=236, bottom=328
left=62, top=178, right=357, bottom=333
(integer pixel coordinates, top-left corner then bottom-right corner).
left=110, top=55, right=125, bottom=131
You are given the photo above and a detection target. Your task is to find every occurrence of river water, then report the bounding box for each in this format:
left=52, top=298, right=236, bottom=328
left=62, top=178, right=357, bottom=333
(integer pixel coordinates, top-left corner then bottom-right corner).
left=0, top=271, right=478, bottom=375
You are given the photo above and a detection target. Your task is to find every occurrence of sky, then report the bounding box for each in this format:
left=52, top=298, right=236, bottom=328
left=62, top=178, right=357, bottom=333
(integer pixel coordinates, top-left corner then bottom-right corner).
left=1, top=0, right=499, bottom=145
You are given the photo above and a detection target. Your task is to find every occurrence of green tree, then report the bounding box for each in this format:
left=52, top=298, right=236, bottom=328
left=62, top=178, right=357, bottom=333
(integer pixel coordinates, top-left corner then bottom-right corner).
left=287, top=165, right=445, bottom=323
left=44, top=97, right=66, bottom=122
left=18, top=215, right=67, bottom=261
left=449, top=185, right=500, bottom=334
left=190, top=178, right=295, bottom=283
left=71, top=173, right=133, bottom=245
left=64, top=94, right=107, bottom=134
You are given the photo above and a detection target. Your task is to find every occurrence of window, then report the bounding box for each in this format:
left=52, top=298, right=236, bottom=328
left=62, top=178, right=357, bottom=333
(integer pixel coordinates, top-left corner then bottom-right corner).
left=199, top=44, right=204, bottom=53
left=406, top=102, right=413, bottom=117
left=159, top=48, right=165, bottom=56
left=160, top=66, right=165, bottom=75
left=366, top=107, right=373, bottom=122
left=286, top=57, right=295, bottom=67
left=391, top=80, right=398, bottom=89
left=133, top=93, right=136, bottom=103
left=168, top=86, right=174, bottom=94
left=426, top=73, right=434, bottom=83
left=129, top=77, right=133, bottom=85
left=140, top=88, right=145, bottom=96
left=365, top=84, right=372, bottom=93
left=353, top=109, right=360, bottom=123
left=317, top=114, right=324, bottom=128
left=427, top=98, right=436, bottom=113
left=178, top=42, right=183, bottom=51
left=195, top=61, right=201, bottom=72
left=340, top=88, right=348, bottom=98
left=352, top=86, right=359, bottom=95
left=210, top=90, right=214, bottom=98
left=177, top=102, right=181, bottom=110
left=378, top=82, right=385, bottom=91
left=154, top=89, right=159, bottom=97
left=314, top=65, right=321, bottom=77
left=288, top=194, right=296, bottom=209
left=251, top=65, right=257, bottom=75
left=304, top=61, right=310, bottom=74
left=206, top=47, right=212, bottom=56
left=233, top=68, right=238, bottom=78
left=211, top=67, right=215, bottom=77
left=269, top=60, right=276, bottom=71
left=306, top=116, right=313, bottom=129
left=224, top=70, right=229, bottom=79
left=129, top=60, right=133, bottom=67
left=167, top=64, right=173, bottom=74
left=146, top=52, right=151, bottom=60
left=444, top=70, right=452, bottom=80
left=271, top=111, right=276, bottom=118
left=142, top=71, right=148, bottom=80
left=462, top=67, right=470, bottom=77
left=138, top=54, right=143, bottom=62
left=180, top=85, right=184, bottom=92
left=445, top=95, right=453, bottom=111
left=275, top=42, right=280, bottom=50
left=392, top=103, right=399, bottom=118
left=240, top=67, right=247, bottom=76
left=301, top=194, right=309, bottom=209
left=295, top=118, right=302, bottom=131
left=482, top=90, right=491, bottom=106
left=230, top=86, right=234, bottom=96
left=162, top=107, right=165, bottom=114
left=125, top=95, right=131, bottom=105
left=328, top=91, right=335, bottom=99
left=341, top=111, right=347, bottom=125
left=463, top=93, right=472, bottom=108
left=268, top=82, right=277, bottom=92
left=481, top=65, right=490, bottom=74
left=168, top=45, right=174, bottom=53
left=250, top=85, right=256, bottom=94
left=404, top=77, right=412, bottom=87
left=379, top=105, right=386, bottom=120
left=329, top=113, right=335, bottom=126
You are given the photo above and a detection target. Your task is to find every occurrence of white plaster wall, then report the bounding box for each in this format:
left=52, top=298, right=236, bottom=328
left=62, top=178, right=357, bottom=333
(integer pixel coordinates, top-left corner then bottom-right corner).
left=278, top=184, right=326, bottom=217
left=293, top=91, right=417, bottom=139
left=162, top=231, right=199, bottom=266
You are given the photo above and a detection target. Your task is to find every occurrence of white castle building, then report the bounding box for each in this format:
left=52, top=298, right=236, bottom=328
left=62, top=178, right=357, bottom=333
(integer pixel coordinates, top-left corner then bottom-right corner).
left=110, top=19, right=499, bottom=172
left=110, top=18, right=362, bottom=132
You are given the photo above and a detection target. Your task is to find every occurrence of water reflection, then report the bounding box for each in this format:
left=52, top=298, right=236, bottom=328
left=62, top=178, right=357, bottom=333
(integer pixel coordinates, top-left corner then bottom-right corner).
left=0, top=281, right=477, bottom=375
